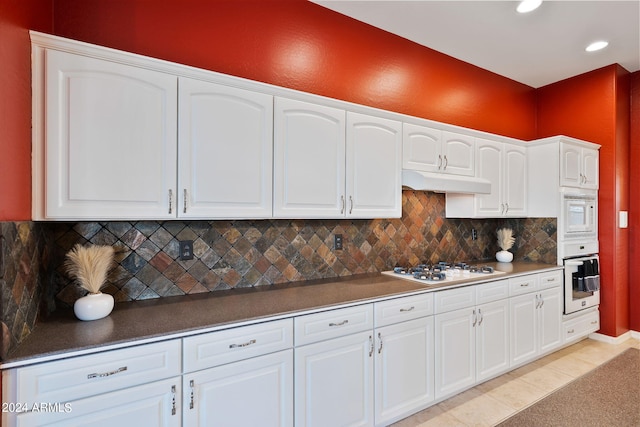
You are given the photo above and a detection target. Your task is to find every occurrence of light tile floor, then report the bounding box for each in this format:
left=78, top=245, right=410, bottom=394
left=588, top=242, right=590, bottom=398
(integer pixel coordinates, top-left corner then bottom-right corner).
left=392, top=337, right=640, bottom=427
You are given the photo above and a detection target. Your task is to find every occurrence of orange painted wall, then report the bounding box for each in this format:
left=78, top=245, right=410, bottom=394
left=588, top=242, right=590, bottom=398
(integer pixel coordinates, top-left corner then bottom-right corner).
left=52, top=0, right=537, bottom=141
left=536, top=65, right=631, bottom=337
left=0, top=0, right=53, bottom=220
left=630, top=71, right=640, bottom=331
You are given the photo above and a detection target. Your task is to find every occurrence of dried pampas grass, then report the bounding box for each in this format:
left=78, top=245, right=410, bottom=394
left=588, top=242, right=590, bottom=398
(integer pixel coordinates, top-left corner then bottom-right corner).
left=65, top=244, right=115, bottom=294
left=497, top=228, right=515, bottom=251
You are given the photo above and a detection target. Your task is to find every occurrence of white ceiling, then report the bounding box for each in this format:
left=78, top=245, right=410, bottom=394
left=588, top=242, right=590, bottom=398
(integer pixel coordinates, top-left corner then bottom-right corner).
left=311, top=0, right=640, bottom=88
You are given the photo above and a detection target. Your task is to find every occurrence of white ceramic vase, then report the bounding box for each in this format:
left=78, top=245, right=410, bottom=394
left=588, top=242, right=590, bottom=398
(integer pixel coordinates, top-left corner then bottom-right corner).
left=74, top=292, right=114, bottom=321
left=496, top=250, right=514, bottom=263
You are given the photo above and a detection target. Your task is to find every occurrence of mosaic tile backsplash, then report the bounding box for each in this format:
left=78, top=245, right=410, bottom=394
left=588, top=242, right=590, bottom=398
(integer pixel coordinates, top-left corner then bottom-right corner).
left=1, top=190, right=556, bottom=357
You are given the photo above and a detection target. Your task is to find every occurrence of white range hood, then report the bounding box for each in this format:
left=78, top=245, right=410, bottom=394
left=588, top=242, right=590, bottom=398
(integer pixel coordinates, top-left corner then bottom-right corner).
left=402, top=169, right=491, bottom=194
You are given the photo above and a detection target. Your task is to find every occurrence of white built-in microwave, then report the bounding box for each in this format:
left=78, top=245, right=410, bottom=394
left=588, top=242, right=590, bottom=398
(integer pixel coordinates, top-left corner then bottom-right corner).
left=561, top=191, right=597, bottom=240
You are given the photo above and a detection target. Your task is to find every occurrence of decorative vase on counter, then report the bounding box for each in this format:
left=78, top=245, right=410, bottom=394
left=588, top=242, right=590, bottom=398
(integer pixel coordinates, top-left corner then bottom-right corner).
left=74, top=292, right=114, bottom=321
left=496, top=250, right=514, bottom=263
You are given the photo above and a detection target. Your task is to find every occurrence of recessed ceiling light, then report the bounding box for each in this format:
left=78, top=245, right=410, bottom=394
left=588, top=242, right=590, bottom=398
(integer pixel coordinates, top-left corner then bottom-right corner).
left=517, top=0, right=543, bottom=13
left=585, top=41, right=609, bottom=52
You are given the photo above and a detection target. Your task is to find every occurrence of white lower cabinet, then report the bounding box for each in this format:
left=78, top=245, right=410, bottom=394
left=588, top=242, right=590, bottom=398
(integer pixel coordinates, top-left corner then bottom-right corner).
left=2, top=340, right=182, bottom=427
left=182, top=319, right=294, bottom=427
left=373, top=294, right=437, bottom=426
left=434, top=281, right=510, bottom=399
left=183, top=350, right=293, bottom=427
left=295, top=331, right=375, bottom=427
left=510, top=278, right=563, bottom=367
left=15, top=377, right=181, bottom=427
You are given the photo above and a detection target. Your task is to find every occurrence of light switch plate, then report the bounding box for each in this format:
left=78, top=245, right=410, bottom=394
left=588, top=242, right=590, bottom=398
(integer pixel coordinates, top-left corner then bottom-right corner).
left=619, top=211, right=628, bottom=228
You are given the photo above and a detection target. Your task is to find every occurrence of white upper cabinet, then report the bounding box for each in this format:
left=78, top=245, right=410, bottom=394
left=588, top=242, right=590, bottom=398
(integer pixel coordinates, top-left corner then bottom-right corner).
left=273, top=98, right=346, bottom=218
left=37, top=49, right=178, bottom=220
left=560, top=142, right=599, bottom=189
left=274, top=98, right=401, bottom=219
left=445, top=139, right=527, bottom=218
left=347, top=113, right=402, bottom=218
left=403, top=124, right=474, bottom=177
left=178, top=77, right=273, bottom=218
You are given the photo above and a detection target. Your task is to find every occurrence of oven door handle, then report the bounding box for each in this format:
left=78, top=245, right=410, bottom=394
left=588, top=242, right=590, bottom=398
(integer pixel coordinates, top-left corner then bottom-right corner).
left=565, top=260, right=587, bottom=266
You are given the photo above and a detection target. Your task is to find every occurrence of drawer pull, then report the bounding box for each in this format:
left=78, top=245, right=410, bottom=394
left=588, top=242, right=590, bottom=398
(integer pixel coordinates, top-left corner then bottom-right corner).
left=546, top=277, right=556, bottom=282
left=87, top=366, right=127, bottom=379
left=520, top=283, right=530, bottom=287
left=591, top=321, right=598, bottom=325
left=400, top=306, right=415, bottom=312
left=229, top=339, right=257, bottom=349
left=329, top=320, right=349, bottom=327
left=568, top=329, right=575, bottom=334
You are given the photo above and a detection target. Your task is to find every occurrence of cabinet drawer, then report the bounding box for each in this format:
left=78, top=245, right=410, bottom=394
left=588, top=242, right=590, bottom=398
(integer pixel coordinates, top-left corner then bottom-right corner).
left=539, top=270, right=563, bottom=290
left=14, top=340, right=181, bottom=404
left=563, top=310, right=600, bottom=344
left=434, top=286, right=476, bottom=314
left=509, top=274, right=539, bottom=296
left=374, top=293, right=434, bottom=327
left=475, top=279, right=509, bottom=304
left=183, top=318, right=293, bottom=373
left=294, top=305, right=373, bottom=346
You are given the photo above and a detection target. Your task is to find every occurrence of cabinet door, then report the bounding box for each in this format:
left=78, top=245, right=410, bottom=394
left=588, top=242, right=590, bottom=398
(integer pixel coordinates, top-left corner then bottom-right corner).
left=15, top=377, right=180, bottom=427
left=375, top=317, right=434, bottom=426
left=184, top=350, right=293, bottom=427
left=538, top=288, right=562, bottom=354
left=295, top=331, right=374, bottom=427
left=504, top=144, right=527, bottom=216
left=441, top=132, right=475, bottom=176
left=347, top=113, right=402, bottom=218
left=509, top=294, right=538, bottom=367
left=434, top=308, right=475, bottom=398
left=476, top=300, right=510, bottom=382
left=178, top=77, right=273, bottom=218
left=273, top=98, right=346, bottom=218
left=402, top=123, right=442, bottom=172
left=581, top=148, right=599, bottom=189
left=560, top=143, right=582, bottom=187
left=474, top=139, right=503, bottom=217
left=44, top=49, right=177, bottom=219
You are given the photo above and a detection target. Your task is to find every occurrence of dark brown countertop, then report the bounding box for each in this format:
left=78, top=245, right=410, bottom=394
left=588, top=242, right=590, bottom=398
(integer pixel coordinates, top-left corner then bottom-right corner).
left=1, top=261, right=561, bottom=368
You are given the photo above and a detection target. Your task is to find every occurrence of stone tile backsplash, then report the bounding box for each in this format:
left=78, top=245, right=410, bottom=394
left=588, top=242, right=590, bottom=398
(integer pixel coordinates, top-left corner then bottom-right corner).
left=1, top=190, right=556, bottom=358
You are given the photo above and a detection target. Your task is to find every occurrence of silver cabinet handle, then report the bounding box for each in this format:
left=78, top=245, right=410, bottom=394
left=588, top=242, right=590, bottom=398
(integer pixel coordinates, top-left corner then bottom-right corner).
left=168, top=189, right=173, bottom=214
left=88, top=366, right=127, bottom=379
left=369, top=335, right=374, bottom=357
left=520, top=282, right=530, bottom=287
left=546, top=277, right=556, bottom=282
left=478, top=308, right=483, bottom=326
left=540, top=295, right=544, bottom=308
left=229, top=339, right=256, bottom=348
left=443, top=155, right=448, bottom=170
left=438, top=155, right=443, bottom=170
left=591, top=320, right=598, bottom=325
left=505, top=203, right=509, bottom=214
left=341, top=195, right=345, bottom=214
left=568, top=328, right=575, bottom=334
left=472, top=309, right=477, bottom=327
left=535, top=294, right=540, bottom=308
left=171, top=385, right=177, bottom=415
left=189, top=379, right=195, bottom=409
left=349, top=195, right=353, bottom=214
left=378, top=332, right=383, bottom=354
left=183, top=189, right=188, bottom=214
left=329, top=320, right=349, bottom=327
left=400, top=306, right=415, bottom=312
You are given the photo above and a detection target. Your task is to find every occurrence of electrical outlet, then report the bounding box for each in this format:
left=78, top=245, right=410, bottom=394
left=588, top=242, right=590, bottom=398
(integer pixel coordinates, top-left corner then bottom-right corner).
left=179, top=240, right=194, bottom=260
left=471, top=229, right=478, bottom=241
left=334, top=234, right=343, bottom=250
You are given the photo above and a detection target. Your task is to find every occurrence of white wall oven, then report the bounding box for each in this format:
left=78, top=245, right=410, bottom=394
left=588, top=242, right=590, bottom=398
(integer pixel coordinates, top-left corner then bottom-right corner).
left=563, top=254, right=600, bottom=315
